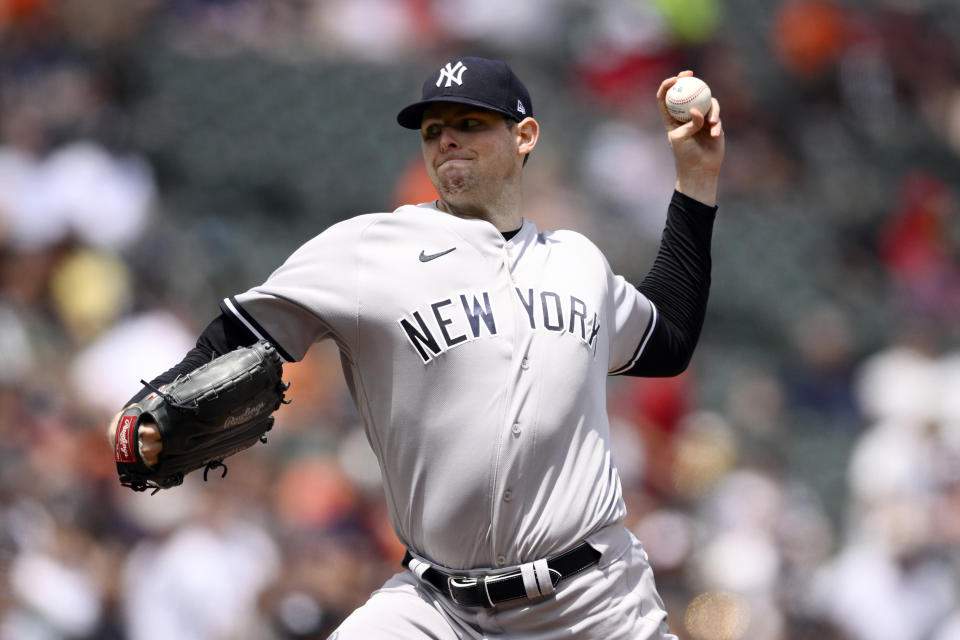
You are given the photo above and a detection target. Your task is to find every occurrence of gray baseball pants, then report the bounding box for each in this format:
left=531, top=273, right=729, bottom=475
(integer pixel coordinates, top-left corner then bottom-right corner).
left=330, top=523, right=678, bottom=639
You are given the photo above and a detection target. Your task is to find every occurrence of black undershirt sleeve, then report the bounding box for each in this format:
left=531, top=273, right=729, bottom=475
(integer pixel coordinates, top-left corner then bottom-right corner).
left=125, top=312, right=259, bottom=406
left=619, top=190, right=717, bottom=377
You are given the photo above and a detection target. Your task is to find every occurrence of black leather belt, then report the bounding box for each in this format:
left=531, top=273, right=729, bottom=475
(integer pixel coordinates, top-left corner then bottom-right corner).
left=402, top=542, right=602, bottom=608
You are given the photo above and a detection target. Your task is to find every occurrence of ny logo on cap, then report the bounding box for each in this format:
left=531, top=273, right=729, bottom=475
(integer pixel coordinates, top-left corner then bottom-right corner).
left=436, top=61, right=468, bottom=88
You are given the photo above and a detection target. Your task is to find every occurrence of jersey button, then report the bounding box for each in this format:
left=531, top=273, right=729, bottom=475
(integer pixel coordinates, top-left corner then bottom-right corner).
left=503, top=489, right=512, bottom=502
left=496, top=555, right=507, bottom=566
left=521, top=358, right=530, bottom=370
left=512, top=422, right=521, bottom=436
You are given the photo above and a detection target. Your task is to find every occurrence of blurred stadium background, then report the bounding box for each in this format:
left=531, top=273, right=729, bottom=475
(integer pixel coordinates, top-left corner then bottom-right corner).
left=2, top=0, right=960, bottom=638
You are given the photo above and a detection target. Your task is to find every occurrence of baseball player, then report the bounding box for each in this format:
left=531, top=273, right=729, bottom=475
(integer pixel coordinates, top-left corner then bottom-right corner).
left=111, top=57, right=724, bottom=639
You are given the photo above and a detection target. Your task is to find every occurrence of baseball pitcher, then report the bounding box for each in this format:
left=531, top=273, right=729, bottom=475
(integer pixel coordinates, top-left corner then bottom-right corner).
left=108, top=57, right=724, bottom=639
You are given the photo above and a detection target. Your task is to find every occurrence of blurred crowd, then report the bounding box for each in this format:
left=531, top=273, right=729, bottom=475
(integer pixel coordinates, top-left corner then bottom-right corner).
left=2, top=0, right=960, bottom=639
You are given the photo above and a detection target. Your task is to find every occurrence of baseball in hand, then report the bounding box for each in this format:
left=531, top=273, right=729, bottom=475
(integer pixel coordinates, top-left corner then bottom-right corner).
left=665, top=76, right=712, bottom=123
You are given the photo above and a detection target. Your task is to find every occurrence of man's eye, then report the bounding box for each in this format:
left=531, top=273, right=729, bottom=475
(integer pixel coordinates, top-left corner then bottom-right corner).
left=422, top=125, right=441, bottom=139
left=462, top=119, right=481, bottom=129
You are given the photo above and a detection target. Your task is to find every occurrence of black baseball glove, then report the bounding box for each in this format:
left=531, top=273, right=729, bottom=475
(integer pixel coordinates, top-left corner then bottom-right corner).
left=113, top=340, right=289, bottom=493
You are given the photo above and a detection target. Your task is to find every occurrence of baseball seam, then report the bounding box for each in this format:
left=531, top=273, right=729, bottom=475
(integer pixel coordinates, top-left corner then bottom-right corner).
left=668, top=86, right=706, bottom=105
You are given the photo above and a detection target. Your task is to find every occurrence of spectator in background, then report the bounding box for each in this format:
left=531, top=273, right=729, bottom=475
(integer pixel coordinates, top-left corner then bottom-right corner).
left=880, top=171, right=960, bottom=322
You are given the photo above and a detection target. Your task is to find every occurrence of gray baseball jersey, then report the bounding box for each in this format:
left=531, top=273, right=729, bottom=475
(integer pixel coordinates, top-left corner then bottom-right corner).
left=223, top=201, right=656, bottom=570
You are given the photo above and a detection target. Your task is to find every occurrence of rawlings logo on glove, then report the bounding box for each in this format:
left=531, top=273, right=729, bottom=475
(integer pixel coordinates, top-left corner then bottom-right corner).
left=114, top=340, right=289, bottom=493
left=224, top=401, right=267, bottom=428
left=115, top=414, right=138, bottom=463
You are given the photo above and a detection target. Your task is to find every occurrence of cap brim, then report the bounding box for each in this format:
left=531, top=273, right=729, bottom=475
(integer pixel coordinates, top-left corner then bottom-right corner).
left=396, top=96, right=519, bottom=129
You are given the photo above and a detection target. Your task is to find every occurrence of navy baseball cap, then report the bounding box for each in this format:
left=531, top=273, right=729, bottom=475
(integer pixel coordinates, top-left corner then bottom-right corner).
left=397, top=57, right=533, bottom=129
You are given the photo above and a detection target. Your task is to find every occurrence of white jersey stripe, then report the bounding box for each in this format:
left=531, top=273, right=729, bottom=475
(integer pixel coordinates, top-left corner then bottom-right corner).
left=221, top=296, right=296, bottom=363
left=222, top=296, right=266, bottom=342
left=609, top=299, right=658, bottom=375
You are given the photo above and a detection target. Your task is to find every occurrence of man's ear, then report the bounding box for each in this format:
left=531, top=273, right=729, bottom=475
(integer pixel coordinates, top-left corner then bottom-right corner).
left=516, top=117, right=539, bottom=158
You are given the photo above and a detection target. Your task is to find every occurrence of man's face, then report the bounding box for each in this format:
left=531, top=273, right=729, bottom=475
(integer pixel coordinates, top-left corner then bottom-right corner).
left=420, top=103, right=522, bottom=208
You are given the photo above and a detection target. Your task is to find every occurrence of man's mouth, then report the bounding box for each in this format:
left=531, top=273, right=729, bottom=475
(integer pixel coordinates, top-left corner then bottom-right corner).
left=438, top=156, right=472, bottom=168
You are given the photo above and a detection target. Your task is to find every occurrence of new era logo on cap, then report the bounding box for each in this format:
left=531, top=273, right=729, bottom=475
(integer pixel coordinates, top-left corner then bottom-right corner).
left=397, top=57, right=533, bottom=129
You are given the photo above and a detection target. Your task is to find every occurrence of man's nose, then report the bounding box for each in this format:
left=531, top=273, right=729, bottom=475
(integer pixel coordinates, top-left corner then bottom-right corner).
left=440, top=127, right=459, bottom=151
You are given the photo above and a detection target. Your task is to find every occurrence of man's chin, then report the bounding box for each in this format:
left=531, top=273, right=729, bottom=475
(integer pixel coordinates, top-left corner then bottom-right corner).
left=437, top=174, right=475, bottom=198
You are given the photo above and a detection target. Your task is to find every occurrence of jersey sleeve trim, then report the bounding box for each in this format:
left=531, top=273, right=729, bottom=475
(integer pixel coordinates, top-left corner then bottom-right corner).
left=609, top=299, right=658, bottom=375
left=220, top=296, right=296, bottom=363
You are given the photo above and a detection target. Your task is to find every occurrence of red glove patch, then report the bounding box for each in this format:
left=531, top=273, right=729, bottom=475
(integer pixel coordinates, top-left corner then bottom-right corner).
left=115, top=414, right=138, bottom=463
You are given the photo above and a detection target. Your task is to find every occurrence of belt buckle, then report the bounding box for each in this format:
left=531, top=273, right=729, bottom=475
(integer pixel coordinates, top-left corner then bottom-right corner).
left=447, top=575, right=481, bottom=607
left=448, top=569, right=523, bottom=608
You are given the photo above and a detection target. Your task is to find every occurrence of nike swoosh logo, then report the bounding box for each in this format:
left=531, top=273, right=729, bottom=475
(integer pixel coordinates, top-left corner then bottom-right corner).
left=419, top=247, right=457, bottom=262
